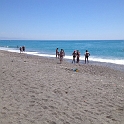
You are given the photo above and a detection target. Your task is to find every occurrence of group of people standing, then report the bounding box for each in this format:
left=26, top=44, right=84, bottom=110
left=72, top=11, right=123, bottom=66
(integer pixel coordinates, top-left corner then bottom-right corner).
left=56, top=48, right=65, bottom=64
left=56, top=48, right=90, bottom=64
left=72, top=50, right=90, bottom=64
left=72, top=50, right=80, bottom=63
left=20, top=46, right=25, bottom=53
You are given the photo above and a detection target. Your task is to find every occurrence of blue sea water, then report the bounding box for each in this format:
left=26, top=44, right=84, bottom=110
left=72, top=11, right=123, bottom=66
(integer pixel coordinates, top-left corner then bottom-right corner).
left=0, top=40, right=124, bottom=65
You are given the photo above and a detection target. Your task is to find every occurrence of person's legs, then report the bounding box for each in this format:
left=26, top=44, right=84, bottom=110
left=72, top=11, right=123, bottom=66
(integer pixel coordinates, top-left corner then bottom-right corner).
left=73, top=57, right=76, bottom=63
left=60, top=57, right=63, bottom=63
left=86, top=56, right=89, bottom=63
left=77, top=57, right=79, bottom=63
left=85, top=56, right=89, bottom=63
left=85, top=57, right=86, bottom=64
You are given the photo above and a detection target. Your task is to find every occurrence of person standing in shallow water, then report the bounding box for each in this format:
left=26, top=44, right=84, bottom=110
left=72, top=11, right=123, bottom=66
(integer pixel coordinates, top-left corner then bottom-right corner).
left=22, top=46, right=25, bottom=52
left=72, top=50, right=77, bottom=63
left=56, top=48, right=59, bottom=58
left=76, top=50, right=80, bottom=63
left=19, top=47, right=22, bottom=53
left=84, top=50, right=90, bottom=64
left=60, top=49, right=65, bottom=64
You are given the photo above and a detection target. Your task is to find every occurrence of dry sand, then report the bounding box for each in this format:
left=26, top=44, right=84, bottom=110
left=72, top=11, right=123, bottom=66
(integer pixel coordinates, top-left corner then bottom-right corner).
left=0, top=50, right=124, bottom=124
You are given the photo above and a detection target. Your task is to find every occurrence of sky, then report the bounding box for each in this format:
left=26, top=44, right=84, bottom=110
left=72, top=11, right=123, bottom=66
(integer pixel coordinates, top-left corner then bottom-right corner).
left=0, top=0, right=124, bottom=40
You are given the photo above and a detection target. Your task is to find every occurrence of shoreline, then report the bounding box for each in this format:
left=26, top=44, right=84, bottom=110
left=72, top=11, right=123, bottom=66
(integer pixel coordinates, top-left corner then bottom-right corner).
left=1, top=49, right=124, bottom=72
left=0, top=50, right=124, bottom=124
left=0, top=46, right=124, bottom=66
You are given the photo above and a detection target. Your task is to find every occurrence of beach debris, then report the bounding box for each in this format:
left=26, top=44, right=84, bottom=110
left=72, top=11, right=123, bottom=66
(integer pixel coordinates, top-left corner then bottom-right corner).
left=72, top=68, right=79, bottom=72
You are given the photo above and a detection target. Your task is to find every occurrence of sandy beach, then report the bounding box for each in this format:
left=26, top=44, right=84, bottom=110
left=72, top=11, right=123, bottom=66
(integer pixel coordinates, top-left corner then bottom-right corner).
left=0, top=50, right=124, bottom=124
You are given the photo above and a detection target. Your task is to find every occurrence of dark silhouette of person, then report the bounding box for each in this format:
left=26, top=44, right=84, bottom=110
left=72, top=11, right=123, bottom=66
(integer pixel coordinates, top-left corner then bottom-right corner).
left=60, top=49, right=65, bottom=64
left=22, top=46, right=25, bottom=52
left=19, top=47, right=22, bottom=53
left=56, top=48, right=59, bottom=58
left=76, top=50, right=80, bottom=63
left=72, top=50, right=77, bottom=63
left=84, top=50, right=90, bottom=64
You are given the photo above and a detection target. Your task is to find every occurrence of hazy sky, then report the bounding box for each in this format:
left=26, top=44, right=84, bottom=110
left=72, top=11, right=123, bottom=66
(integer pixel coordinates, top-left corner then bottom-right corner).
left=0, top=0, right=124, bottom=40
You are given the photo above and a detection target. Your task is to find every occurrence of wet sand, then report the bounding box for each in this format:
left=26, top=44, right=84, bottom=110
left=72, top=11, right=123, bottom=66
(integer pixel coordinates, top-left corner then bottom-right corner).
left=0, top=50, right=124, bottom=124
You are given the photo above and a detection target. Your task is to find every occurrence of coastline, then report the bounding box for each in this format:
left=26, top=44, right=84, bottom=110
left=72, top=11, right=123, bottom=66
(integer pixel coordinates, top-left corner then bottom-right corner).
left=0, top=50, right=124, bottom=124
left=1, top=47, right=124, bottom=72
left=0, top=39, right=124, bottom=66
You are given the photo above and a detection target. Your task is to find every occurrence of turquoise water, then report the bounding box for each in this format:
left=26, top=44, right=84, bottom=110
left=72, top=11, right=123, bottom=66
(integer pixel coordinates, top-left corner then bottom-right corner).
left=0, top=40, right=124, bottom=65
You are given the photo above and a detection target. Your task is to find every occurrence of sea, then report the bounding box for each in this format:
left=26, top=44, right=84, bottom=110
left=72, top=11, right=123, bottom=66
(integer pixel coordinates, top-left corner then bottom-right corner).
left=0, top=40, right=124, bottom=71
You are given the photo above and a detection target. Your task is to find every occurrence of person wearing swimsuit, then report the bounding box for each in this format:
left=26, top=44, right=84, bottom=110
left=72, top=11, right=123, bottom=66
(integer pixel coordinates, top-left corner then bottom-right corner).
left=76, top=50, right=80, bottom=63
left=72, top=50, right=77, bottom=63
left=60, top=49, right=65, bottom=64
left=85, top=50, right=90, bottom=64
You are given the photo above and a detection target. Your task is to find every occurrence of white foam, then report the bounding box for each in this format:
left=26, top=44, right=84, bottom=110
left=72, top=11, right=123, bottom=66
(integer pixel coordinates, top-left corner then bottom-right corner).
left=25, top=52, right=55, bottom=58
left=89, top=57, right=124, bottom=65
left=64, top=56, right=124, bottom=65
